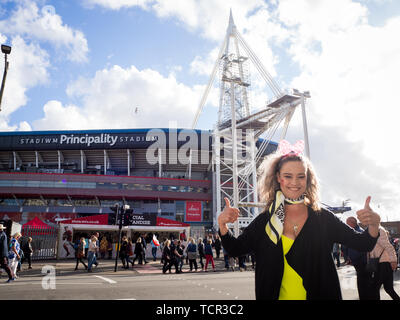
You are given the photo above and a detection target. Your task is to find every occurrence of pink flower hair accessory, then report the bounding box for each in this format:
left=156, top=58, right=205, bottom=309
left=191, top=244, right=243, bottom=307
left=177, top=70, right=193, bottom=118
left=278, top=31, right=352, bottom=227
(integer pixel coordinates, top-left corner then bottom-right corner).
left=277, top=140, right=305, bottom=158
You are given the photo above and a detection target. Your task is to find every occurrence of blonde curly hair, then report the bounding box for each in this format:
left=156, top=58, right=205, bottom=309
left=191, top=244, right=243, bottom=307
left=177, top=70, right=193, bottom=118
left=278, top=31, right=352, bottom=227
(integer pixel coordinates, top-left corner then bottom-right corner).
left=257, top=152, right=321, bottom=212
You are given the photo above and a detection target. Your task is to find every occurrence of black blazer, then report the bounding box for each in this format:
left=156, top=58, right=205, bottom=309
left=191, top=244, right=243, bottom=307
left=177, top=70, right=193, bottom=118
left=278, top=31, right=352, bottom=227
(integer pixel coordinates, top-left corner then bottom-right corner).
left=220, top=206, right=378, bottom=300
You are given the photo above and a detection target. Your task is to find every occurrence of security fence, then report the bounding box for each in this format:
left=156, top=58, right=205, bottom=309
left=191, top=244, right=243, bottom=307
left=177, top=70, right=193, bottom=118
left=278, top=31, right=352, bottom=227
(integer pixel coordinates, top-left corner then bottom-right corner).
left=21, top=225, right=59, bottom=260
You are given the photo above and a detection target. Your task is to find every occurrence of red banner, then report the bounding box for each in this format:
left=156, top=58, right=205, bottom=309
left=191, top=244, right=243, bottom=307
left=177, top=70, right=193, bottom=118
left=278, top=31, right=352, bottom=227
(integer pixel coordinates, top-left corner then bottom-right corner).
left=157, top=217, right=190, bottom=227
left=185, top=201, right=202, bottom=222
left=60, top=214, right=109, bottom=225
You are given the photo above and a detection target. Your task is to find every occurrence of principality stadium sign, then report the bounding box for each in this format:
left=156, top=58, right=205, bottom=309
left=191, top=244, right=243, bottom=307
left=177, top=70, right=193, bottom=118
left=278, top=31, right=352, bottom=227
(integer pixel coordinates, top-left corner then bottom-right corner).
left=0, top=129, right=212, bottom=151
left=16, top=133, right=157, bottom=149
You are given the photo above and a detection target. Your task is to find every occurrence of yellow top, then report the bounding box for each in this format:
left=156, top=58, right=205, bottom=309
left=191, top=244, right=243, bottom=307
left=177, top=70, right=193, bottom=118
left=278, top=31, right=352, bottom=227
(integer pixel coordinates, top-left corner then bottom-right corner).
left=278, top=235, right=307, bottom=300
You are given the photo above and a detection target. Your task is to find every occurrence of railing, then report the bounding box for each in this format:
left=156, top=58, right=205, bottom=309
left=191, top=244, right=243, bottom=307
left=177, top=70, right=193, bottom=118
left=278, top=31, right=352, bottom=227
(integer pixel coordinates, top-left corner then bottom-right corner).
left=21, top=225, right=59, bottom=260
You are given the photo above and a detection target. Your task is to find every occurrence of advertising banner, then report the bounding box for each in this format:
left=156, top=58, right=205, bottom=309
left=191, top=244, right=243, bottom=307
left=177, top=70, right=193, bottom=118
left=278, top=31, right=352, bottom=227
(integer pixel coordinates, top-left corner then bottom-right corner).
left=61, top=214, right=109, bottom=225
left=157, top=217, right=190, bottom=227
left=185, top=201, right=202, bottom=222
left=130, top=213, right=157, bottom=226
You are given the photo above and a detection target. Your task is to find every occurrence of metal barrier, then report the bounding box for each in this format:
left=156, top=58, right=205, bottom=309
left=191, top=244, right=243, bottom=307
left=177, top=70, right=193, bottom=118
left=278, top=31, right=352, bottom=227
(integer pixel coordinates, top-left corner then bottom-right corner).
left=21, top=225, right=59, bottom=260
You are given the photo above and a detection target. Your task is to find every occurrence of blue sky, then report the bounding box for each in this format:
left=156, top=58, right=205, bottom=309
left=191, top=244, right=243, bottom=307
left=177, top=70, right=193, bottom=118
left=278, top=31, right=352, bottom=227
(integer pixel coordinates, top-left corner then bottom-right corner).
left=1, top=0, right=400, bottom=221
left=3, top=0, right=214, bottom=126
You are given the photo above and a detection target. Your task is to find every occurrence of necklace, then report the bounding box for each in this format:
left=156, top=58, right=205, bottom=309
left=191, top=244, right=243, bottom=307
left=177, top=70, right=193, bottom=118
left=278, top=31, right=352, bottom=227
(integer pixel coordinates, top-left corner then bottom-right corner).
left=284, top=193, right=305, bottom=205
left=285, top=213, right=306, bottom=237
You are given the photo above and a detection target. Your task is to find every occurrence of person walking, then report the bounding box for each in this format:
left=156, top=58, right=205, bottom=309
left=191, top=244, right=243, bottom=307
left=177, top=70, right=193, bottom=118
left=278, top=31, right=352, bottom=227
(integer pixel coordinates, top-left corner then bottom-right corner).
left=8, top=232, right=22, bottom=280
left=151, top=235, right=159, bottom=261
left=75, top=238, right=88, bottom=271
left=332, top=243, right=341, bottom=268
left=132, top=237, right=144, bottom=266
left=369, top=227, right=400, bottom=300
left=222, top=246, right=230, bottom=270
left=177, top=240, right=184, bottom=272
left=119, top=236, right=129, bottom=269
left=93, top=232, right=100, bottom=267
left=346, top=216, right=373, bottom=300
left=186, top=237, right=198, bottom=272
left=99, top=236, right=108, bottom=260
left=0, top=224, right=13, bottom=283
left=170, top=239, right=182, bottom=274
left=238, top=254, right=247, bottom=272
left=140, top=234, right=148, bottom=264
left=218, top=140, right=380, bottom=300
left=107, top=236, right=113, bottom=259
left=214, top=234, right=222, bottom=259
left=162, top=239, right=172, bottom=274
left=197, top=238, right=205, bottom=271
left=204, top=239, right=215, bottom=272
left=87, top=235, right=98, bottom=273
left=127, top=238, right=134, bottom=267
left=22, top=237, right=33, bottom=269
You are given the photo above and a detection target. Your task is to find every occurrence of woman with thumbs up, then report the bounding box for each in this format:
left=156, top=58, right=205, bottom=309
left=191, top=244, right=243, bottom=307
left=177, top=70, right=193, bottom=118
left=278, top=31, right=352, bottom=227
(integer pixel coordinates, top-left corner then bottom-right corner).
left=218, top=140, right=381, bottom=300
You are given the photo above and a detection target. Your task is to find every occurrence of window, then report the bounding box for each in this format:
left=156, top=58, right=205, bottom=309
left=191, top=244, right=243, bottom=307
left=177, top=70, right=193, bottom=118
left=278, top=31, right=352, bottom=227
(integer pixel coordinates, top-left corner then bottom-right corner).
left=203, top=210, right=212, bottom=222
left=0, top=198, right=19, bottom=206
left=160, top=212, right=174, bottom=217
left=176, top=212, right=184, bottom=222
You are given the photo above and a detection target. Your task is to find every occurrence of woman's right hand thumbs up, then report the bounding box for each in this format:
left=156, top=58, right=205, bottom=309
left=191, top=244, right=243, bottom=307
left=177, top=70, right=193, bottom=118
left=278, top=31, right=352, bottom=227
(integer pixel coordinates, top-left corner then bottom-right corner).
left=218, top=197, right=240, bottom=235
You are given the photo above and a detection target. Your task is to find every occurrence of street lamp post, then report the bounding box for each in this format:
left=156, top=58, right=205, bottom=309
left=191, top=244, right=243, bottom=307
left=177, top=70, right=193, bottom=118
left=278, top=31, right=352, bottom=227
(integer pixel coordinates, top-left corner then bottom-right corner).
left=0, top=44, right=11, bottom=112
left=113, top=203, right=122, bottom=273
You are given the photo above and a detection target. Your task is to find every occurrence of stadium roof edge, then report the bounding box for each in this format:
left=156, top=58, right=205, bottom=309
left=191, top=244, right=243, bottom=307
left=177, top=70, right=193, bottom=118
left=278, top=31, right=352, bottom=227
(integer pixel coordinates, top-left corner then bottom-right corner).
left=0, top=128, right=213, bottom=136
left=0, top=128, right=278, bottom=146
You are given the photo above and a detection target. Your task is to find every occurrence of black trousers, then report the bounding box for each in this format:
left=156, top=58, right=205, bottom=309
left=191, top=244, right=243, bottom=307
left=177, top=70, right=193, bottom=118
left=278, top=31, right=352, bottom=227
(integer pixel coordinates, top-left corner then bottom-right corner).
left=75, top=257, right=88, bottom=270
left=189, top=259, right=198, bottom=271
left=372, top=262, right=400, bottom=300
left=354, top=264, right=374, bottom=300
left=1, top=256, right=13, bottom=279
left=22, top=253, right=32, bottom=267
left=163, top=258, right=179, bottom=273
left=198, top=255, right=204, bottom=269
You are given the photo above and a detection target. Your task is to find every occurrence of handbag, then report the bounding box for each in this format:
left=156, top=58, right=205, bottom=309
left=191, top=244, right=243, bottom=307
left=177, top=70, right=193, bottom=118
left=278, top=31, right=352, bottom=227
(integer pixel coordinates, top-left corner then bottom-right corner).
left=187, top=251, right=197, bottom=260
left=365, top=249, right=384, bottom=273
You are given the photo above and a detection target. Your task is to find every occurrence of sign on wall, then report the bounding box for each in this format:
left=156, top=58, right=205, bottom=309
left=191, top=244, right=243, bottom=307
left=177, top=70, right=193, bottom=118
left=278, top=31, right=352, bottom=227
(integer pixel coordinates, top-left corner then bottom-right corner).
left=185, top=201, right=202, bottom=222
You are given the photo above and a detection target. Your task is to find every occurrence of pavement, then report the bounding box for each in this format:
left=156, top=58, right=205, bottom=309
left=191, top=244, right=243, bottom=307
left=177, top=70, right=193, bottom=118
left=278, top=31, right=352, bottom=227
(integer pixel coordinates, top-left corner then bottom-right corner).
left=2, top=257, right=400, bottom=300
left=0, top=256, right=256, bottom=301
left=2, top=255, right=243, bottom=278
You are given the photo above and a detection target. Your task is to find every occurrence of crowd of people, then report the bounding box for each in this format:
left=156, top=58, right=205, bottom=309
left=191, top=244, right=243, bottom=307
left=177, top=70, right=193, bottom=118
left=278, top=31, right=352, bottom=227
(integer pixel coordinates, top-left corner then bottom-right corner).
left=0, top=224, right=255, bottom=283
left=70, top=230, right=256, bottom=275
left=1, top=208, right=399, bottom=301
left=0, top=225, right=34, bottom=283
left=159, top=234, right=252, bottom=274
left=331, top=217, right=400, bottom=300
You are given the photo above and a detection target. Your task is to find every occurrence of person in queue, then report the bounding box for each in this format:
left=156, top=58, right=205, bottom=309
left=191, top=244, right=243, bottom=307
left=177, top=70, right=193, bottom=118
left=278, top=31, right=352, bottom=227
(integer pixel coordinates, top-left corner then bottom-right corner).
left=218, top=140, right=381, bottom=300
left=369, top=226, right=400, bottom=300
left=0, top=224, right=14, bottom=283
left=345, top=216, right=372, bottom=299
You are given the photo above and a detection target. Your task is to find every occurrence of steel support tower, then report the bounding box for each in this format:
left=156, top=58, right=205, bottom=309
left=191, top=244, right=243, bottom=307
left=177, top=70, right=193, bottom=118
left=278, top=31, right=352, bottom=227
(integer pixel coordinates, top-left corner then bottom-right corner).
left=192, top=11, right=311, bottom=237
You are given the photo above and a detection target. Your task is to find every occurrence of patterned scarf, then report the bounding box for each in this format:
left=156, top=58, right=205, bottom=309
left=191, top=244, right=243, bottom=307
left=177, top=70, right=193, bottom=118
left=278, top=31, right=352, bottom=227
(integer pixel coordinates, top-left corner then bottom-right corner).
left=265, top=190, right=305, bottom=245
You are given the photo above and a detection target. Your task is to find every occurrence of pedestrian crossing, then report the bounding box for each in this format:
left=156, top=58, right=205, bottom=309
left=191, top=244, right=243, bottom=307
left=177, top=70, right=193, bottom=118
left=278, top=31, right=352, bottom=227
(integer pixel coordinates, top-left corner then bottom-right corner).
left=134, top=263, right=161, bottom=274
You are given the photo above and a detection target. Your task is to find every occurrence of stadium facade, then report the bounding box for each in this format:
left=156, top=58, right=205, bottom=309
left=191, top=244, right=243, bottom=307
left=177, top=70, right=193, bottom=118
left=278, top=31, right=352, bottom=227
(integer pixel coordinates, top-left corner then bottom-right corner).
left=0, top=128, right=277, bottom=257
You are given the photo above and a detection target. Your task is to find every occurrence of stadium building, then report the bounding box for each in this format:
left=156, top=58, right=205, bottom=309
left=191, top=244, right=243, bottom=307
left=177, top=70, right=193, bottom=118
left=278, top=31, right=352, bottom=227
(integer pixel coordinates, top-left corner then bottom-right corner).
left=0, top=128, right=276, bottom=258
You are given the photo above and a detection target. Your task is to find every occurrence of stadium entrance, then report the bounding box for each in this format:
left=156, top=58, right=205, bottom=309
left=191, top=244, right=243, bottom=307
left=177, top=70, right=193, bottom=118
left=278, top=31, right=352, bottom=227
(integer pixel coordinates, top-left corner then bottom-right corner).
left=57, top=214, right=190, bottom=259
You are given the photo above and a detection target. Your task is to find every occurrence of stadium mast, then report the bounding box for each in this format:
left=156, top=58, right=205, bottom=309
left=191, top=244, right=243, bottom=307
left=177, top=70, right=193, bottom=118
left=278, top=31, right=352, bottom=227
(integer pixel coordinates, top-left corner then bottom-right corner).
left=192, top=10, right=311, bottom=237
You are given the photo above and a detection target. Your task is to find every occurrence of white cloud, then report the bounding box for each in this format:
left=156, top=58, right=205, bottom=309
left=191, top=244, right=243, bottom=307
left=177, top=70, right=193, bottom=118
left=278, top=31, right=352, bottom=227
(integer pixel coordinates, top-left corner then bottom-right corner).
left=277, top=0, right=400, bottom=220
left=0, top=1, right=88, bottom=62
left=3, top=0, right=400, bottom=222
left=0, top=0, right=89, bottom=131
left=33, top=64, right=205, bottom=130
left=82, top=0, right=153, bottom=11
left=83, top=0, right=266, bottom=41
left=0, top=35, right=50, bottom=129
left=32, top=100, right=89, bottom=130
